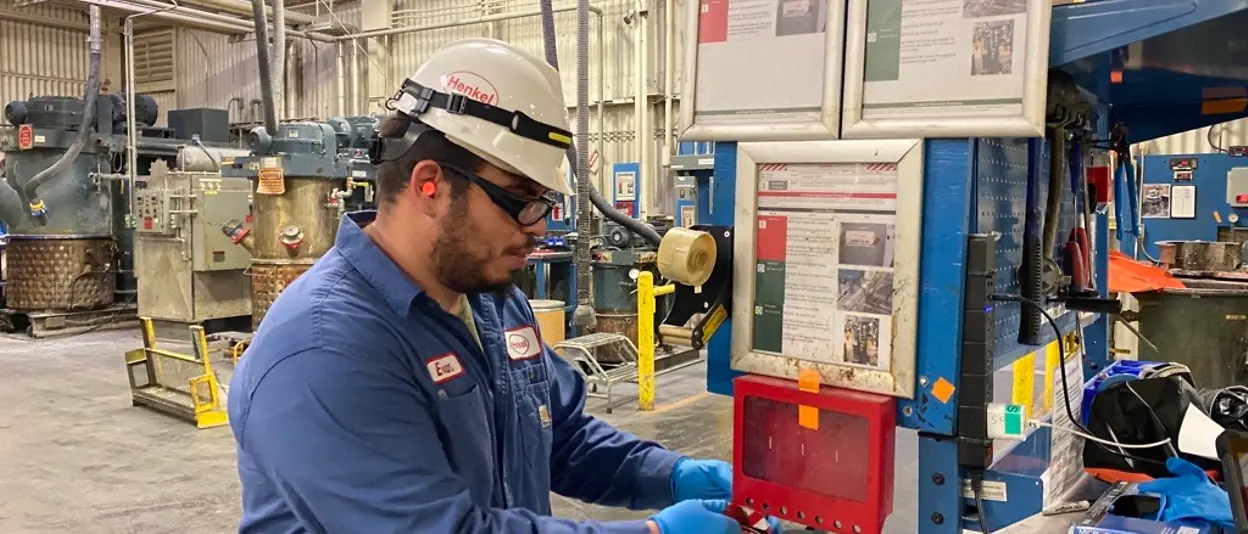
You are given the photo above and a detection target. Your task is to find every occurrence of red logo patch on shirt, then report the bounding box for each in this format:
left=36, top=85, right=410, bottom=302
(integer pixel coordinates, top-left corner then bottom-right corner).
left=505, top=326, right=542, bottom=360
left=426, top=353, right=465, bottom=384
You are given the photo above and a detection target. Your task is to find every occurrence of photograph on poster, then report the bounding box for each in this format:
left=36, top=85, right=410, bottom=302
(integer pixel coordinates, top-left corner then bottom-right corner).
left=680, top=0, right=845, bottom=140
left=841, top=313, right=889, bottom=370
left=838, top=221, right=896, bottom=267
left=963, top=0, right=1026, bottom=18
left=840, top=0, right=1047, bottom=138
left=838, top=269, right=894, bottom=315
left=776, top=0, right=828, bottom=36
left=1141, top=184, right=1173, bottom=219
left=971, top=20, right=1015, bottom=76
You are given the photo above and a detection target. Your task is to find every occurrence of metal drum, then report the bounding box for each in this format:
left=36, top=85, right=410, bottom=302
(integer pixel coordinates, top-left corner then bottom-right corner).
left=1156, top=240, right=1243, bottom=271
left=5, top=236, right=114, bottom=311
left=530, top=299, right=566, bottom=345
left=247, top=176, right=342, bottom=327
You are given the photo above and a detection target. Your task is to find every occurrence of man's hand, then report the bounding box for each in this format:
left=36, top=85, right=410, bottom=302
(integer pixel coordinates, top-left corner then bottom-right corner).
left=671, top=458, right=732, bottom=502
left=648, top=499, right=742, bottom=534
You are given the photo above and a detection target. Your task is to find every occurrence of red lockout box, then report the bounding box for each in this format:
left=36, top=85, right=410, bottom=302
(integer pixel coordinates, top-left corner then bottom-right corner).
left=732, top=374, right=896, bottom=534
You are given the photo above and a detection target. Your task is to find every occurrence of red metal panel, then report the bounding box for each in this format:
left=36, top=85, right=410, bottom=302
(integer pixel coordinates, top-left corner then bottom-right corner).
left=732, top=374, right=896, bottom=534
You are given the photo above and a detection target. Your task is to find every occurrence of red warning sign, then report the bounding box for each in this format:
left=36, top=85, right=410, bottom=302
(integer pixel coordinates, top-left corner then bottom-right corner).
left=17, top=124, right=33, bottom=150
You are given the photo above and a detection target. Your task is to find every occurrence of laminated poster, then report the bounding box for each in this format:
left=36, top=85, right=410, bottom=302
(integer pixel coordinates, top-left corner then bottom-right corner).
left=861, top=0, right=1031, bottom=119
left=695, top=0, right=831, bottom=124
left=751, top=163, right=898, bottom=372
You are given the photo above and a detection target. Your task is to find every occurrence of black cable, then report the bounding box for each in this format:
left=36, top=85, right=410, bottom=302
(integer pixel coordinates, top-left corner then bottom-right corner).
left=992, top=293, right=1166, bottom=468
left=968, top=469, right=993, bottom=534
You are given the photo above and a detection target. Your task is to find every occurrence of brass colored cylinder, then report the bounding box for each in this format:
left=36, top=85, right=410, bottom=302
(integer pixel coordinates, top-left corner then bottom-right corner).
left=6, top=237, right=115, bottom=311
left=249, top=177, right=340, bottom=262
left=247, top=176, right=342, bottom=328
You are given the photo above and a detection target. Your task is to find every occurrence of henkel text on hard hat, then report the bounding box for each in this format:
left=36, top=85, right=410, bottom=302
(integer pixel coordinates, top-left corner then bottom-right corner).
left=442, top=72, right=498, bottom=106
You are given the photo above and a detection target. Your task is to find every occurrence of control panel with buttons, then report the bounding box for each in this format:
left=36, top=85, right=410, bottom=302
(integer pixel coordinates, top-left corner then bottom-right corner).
left=133, top=189, right=173, bottom=235
left=1228, top=168, right=1248, bottom=208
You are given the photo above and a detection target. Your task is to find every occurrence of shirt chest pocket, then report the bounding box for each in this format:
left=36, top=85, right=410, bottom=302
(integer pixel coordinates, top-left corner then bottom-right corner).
left=434, top=386, right=496, bottom=506
left=513, top=366, right=554, bottom=481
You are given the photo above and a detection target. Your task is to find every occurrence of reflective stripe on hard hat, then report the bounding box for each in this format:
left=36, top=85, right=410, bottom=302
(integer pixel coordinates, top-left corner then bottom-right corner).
left=386, top=79, right=573, bottom=152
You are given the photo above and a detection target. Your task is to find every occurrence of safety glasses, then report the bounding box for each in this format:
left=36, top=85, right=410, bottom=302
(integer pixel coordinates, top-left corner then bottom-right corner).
left=439, top=163, right=555, bottom=227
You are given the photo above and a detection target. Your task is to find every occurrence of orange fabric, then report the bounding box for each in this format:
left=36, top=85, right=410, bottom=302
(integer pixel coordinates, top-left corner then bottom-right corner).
left=1109, top=250, right=1186, bottom=293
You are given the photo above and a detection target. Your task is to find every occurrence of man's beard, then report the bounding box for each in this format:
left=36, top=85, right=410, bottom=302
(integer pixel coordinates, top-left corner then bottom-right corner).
left=430, top=201, right=532, bottom=297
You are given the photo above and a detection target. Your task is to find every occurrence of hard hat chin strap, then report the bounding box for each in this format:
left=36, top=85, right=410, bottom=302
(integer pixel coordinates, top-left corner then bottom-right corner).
left=385, top=78, right=573, bottom=151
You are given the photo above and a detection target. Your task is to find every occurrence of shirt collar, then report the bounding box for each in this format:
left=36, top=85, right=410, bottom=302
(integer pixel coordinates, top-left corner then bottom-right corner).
left=334, top=210, right=426, bottom=316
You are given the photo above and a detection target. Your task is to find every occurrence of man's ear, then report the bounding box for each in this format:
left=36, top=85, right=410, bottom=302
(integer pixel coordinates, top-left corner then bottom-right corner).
left=408, top=160, right=443, bottom=217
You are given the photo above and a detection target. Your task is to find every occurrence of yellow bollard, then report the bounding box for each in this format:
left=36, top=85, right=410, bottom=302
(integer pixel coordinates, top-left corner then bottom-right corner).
left=637, top=271, right=676, bottom=412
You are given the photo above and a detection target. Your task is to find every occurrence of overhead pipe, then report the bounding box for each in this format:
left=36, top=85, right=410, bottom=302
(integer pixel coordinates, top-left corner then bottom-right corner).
left=72, top=0, right=335, bottom=41
left=174, top=0, right=315, bottom=25
left=634, top=0, right=648, bottom=216
left=273, top=0, right=286, bottom=121
left=662, top=0, right=673, bottom=168
left=538, top=0, right=663, bottom=331
left=335, top=42, right=346, bottom=116
left=250, top=0, right=279, bottom=135
left=24, top=5, right=103, bottom=226
left=341, top=4, right=602, bottom=41
left=348, top=39, right=360, bottom=115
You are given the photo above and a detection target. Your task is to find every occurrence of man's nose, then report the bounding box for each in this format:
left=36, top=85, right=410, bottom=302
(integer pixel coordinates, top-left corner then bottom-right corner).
left=522, top=217, right=547, bottom=236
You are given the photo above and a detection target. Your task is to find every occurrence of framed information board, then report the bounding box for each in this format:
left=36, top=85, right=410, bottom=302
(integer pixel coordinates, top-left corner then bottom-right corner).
left=678, top=0, right=846, bottom=141
left=840, top=0, right=1051, bottom=138
left=731, top=140, right=923, bottom=398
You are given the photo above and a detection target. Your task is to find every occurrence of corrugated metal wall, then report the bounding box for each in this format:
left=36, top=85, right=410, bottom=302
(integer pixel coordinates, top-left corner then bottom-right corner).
left=384, top=0, right=675, bottom=195
left=0, top=0, right=90, bottom=125
left=175, top=1, right=359, bottom=123
left=1136, top=118, right=1248, bottom=155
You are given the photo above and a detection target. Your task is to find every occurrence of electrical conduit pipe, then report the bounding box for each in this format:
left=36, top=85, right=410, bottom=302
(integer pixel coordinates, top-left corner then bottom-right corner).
left=537, top=0, right=663, bottom=328
left=24, top=5, right=103, bottom=226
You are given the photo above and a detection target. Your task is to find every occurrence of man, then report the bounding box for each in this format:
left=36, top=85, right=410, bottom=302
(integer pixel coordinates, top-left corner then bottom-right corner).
left=228, top=38, right=766, bottom=534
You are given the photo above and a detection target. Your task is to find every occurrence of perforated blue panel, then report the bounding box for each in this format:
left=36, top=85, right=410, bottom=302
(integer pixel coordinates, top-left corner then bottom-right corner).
left=973, top=138, right=1079, bottom=370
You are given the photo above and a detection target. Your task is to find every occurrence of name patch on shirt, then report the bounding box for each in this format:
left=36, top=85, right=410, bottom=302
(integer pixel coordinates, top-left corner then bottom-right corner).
left=426, top=353, right=465, bottom=384
left=504, top=325, right=543, bottom=361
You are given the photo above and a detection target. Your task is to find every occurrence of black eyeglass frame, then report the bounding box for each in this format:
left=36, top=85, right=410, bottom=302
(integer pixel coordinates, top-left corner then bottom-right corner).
left=438, top=162, right=556, bottom=227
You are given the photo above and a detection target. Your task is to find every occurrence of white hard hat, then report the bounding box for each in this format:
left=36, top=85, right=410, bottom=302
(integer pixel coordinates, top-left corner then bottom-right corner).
left=385, top=38, right=573, bottom=196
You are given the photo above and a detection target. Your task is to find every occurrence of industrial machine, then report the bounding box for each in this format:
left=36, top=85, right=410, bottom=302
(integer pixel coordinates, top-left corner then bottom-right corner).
left=666, top=0, right=1248, bottom=532
left=669, top=143, right=715, bottom=229
left=1126, top=152, right=1248, bottom=389
left=219, top=120, right=355, bottom=328
left=133, top=154, right=253, bottom=340
left=611, top=162, right=641, bottom=217
left=590, top=220, right=659, bottom=350
left=330, top=115, right=380, bottom=211
left=0, top=93, right=233, bottom=337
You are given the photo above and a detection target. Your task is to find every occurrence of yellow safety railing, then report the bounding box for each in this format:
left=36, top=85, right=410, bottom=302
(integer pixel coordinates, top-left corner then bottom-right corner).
left=134, top=317, right=230, bottom=429
left=637, top=271, right=675, bottom=411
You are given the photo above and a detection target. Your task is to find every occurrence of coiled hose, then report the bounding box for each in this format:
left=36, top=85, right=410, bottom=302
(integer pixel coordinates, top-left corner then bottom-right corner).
left=250, top=0, right=279, bottom=136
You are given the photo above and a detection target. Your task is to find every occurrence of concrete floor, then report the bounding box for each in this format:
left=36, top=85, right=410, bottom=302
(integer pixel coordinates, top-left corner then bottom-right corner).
left=0, top=329, right=920, bottom=533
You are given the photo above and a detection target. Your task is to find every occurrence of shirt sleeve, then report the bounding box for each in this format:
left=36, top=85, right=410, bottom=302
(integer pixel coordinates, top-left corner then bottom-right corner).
left=545, top=345, right=685, bottom=510
left=236, top=347, right=655, bottom=534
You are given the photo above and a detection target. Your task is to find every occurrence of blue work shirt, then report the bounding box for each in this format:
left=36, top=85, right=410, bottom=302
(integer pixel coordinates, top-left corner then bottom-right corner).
left=228, top=211, right=684, bottom=534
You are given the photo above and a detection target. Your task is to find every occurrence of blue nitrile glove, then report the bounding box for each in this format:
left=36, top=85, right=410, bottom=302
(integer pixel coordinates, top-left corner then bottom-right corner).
left=671, top=457, right=733, bottom=502
left=650, top=499, right=742, bottom=534
left=1135, top=457, right=1234, bottom=529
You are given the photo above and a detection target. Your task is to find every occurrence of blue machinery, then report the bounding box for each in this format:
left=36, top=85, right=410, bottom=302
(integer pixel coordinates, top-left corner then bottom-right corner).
left=693, top=2, right=1248, bottom=532
left=1137, top=151, right=1248, bottom=260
